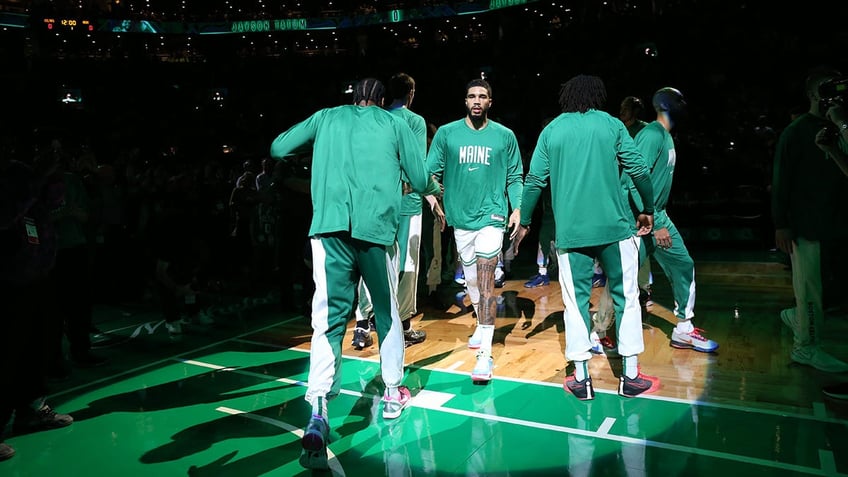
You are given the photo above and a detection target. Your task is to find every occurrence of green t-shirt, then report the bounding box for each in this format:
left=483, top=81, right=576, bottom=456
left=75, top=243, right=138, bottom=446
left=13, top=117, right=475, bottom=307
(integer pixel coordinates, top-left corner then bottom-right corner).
left=426, top=118, right=524, bottom=231
left=269, top=104, right=431, bottom=246
left=521, top=110, right=653, bottom=249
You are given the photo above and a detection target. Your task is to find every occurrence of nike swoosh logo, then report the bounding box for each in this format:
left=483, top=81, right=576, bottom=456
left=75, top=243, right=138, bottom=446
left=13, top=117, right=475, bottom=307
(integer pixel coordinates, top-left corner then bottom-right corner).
left=468, top=167, right=479, bottom=172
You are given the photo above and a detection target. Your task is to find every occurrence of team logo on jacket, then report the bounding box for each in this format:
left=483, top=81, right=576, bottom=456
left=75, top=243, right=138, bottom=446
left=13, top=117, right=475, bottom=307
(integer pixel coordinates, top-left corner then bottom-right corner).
left=458, top=145, right=492, bottom=165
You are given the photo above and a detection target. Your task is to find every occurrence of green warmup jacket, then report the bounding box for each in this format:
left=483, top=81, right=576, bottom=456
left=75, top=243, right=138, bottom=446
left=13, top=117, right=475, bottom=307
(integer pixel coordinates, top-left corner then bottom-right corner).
left=521, top=109, right=654, bottom=249
left=625, top=120, right=675, bottom=231
left=269, top=104, right=433, bottom=246
left=390, top=106, right=431, bottom=217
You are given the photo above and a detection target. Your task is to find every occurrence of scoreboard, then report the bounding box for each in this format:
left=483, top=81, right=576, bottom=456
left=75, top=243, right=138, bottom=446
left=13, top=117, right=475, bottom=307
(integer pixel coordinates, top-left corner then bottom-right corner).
left=43, top=18, right=94, bottom=31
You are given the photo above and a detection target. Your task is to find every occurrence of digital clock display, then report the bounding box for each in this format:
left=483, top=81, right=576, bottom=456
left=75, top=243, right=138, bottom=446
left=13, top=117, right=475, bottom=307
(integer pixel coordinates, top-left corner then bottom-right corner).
left=43, top=18, right=94, bottom=31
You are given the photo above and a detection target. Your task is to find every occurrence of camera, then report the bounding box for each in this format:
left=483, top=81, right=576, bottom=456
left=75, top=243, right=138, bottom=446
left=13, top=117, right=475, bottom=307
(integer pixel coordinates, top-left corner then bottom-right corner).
left=819, top=76, right=848, bottom=107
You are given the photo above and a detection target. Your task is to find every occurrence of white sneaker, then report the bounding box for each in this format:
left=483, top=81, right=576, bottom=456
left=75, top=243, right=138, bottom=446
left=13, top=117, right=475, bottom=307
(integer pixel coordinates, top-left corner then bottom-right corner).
left=590, top=331, right=603, bottom=354
left=791, top=346, right=848, bottom=373
left=382, top=386, right=412, bottom=419
left=471, top=352, right=493, bottom=382
left=670, top=327, right=719, bottom=353
left=468, top=326, right=482, bottom=349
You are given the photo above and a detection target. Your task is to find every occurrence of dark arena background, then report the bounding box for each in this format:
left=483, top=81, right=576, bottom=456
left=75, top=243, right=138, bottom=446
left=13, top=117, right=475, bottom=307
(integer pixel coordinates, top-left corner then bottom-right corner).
left=1, top=1, right=848, bottom=476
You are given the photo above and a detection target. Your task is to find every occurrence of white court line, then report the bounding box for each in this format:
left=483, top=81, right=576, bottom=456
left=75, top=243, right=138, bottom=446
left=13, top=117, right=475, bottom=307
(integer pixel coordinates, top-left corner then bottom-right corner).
left=183, top=357, right=846, bottom=477
left=446, top=361, right=465, bottom=371
left=233, top=338, right=848, bottom=426
left=596, top=417, right=616, bottom=436
left=412, top=390, right=457, bottom=408
left=216, top=406, right=346, bottom=477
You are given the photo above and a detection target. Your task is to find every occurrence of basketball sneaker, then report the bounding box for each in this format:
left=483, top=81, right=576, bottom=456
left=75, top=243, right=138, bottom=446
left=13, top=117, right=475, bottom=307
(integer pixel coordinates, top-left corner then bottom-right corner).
left=299, top=413, right=329, bottom=470
left=471, top=351, right=493, bottom=382
left=618, top=373, right=660, bottom=398
left=403, top=328, right=426, bottom=347
left=670, top=328, right=719, bottom=353
left=382, top=386, right=412, bottom=419
left=524, top=273, right=550, bottom=288
left=351, top=326, right=373, bottom=350
left=564, top=374, right=594, bottom=400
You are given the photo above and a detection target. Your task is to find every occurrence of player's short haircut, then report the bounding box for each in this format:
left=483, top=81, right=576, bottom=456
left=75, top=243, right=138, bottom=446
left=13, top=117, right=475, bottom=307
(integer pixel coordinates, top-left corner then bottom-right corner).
left=621, top=96, right=644, bottom=113
left=389, top=73, right=415, bottom=101
left=465, top=78, right=492, bottom=98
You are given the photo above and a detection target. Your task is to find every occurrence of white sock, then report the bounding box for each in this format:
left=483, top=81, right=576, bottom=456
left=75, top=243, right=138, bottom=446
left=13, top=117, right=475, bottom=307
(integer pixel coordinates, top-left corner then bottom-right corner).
left=624, top=355, right=639, bottom=379
left=539, top=266, right=547, bottom=276
left=676, top=319, right=695, bottom=334
left=574, top=360, right=589, bottom=381
left=478, top=324, right=495, bottom=355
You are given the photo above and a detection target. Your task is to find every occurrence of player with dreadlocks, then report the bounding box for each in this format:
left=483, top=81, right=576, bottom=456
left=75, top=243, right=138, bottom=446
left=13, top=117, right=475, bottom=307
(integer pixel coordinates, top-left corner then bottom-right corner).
left=270, top=77, right=439, bottom=470
left=514, top=74, right=660, bottom=400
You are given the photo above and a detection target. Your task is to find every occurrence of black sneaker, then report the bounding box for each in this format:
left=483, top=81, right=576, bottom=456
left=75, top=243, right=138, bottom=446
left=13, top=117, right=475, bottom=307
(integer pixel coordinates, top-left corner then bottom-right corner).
left=299, top=414, right=329, bottom=470
left=494, top=275, right=506, bottom=288
left=564, top=374, right=594, bottom=400
left=618, top=373, right=660, bottom=398
left=351, top=327, right=373, bottom=350
left=0, top=442, right=15, bottom=461
left=403, top=328, right=426, bottom=347
left=15, top=404, right=73, bottom=432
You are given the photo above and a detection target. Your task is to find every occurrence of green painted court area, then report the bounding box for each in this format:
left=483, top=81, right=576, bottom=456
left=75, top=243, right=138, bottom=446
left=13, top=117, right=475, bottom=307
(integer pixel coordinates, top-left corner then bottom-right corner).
left=2, top=315, right=847, bottom=477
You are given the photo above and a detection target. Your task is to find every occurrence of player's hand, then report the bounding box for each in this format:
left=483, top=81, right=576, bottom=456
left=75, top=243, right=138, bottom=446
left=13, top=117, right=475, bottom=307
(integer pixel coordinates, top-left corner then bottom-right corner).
left=432, top=200, right=446, bottom=232
left=512, top=225, right=530, bottom=255
left=654, top=227, right=672, bottom=249
left=636, top=213, right=653, bottom=236
left=508, top=209, right=521, bottom=240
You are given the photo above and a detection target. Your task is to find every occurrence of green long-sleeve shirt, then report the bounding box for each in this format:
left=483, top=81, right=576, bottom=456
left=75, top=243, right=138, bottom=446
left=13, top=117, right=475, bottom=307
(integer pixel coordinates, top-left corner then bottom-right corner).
left=625, top=120, right=675, bottom=231
left=521, top=110, right=653, bottom=249
left=390, top=106, right=431, bottom=216
left=270, top=104, right=431, bottom=246
left=426, top=118, right=524, bottom=231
